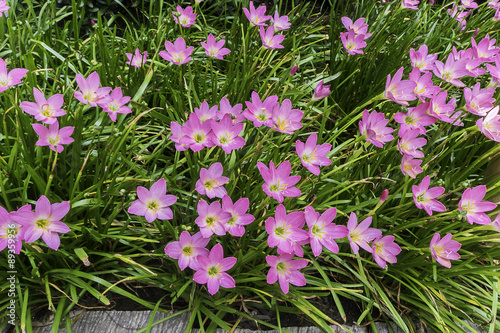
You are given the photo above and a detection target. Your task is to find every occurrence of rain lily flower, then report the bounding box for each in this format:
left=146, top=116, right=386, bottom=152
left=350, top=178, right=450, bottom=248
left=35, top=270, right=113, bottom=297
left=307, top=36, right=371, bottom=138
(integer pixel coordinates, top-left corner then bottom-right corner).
left=74, top=72, right=112, bottom=106
left=159, top=37, right=194, bottom=66
left=409, top=68, right=441, bottom=101
left=0, top=58, right=28, bottom=93
left=461, top=0, right=478, bottom=8
left=98, top=87, right=131, bottom=122
left=433, top=53, right=469, bottom=87
left=489, top=0, right=500, bottom=9
left=0, top=1, right=9, bottom=17
left=211, top=114, right=246, bottom=154
left=195, top=200, right=231, bottom=238
left=428, top=91, right=462, bottom=125
left=340, top=30, right=367, bottom=55
left=430, top=233, right=461, bottom=268
left=260, top=26, right=285, bottom=49
left=243, top=91, right=278, bottom=127
left=398, top=129, right=426, bottom=158
left=270, top=12, right=291, bottom=30
left=272, top=99, right=303, bottom=134
left=477, top=106, right=500, bottom=142
left=358, top=109, right=394, bottom=148
left=257, top=160, right=301, bottom=203
left=447, top=3, right=470, bottom=29
left=491, top=214, right=500, bottom=232
left=472, top=34, right=499, bottom=62
left=193, top=243, right=236, bottom=295
left=347, top=212, right=382, bottom=254
left=11, top=196, right=70, bottom=251
left=195, top=162, right=229, bottom=199
left=20, top=88, right=66, bottom=124
left=495, top=8, right=500, bottom=21
left=194, top=101, right=218, bottom=123
left=128, top=178, right=177, bottom=223
left=340, top=17, right=372, bottom=38
left=266, top=254, right=307, bottom=294
left=384, top=67, right=417, bottom=106
left=459, top=185, right=497, bottom=225
left=463, top=82, right=495, bottom=116
left=32, top=121, right=74, bottom=153
left=295, top=133, right=332, bottom=176
left=401, top=155, right=423, bottom=179
left=265, top=204, right=307, bottom=254
left=410, top=44, right=437, bottom=73
left=201, top=34, right=230, bottom=60
left=243, top=1, right=271, bottom=26
left=179, top=113, right=215, bottom=151
left=172, top=5, right=197, bottom=28
left=169, top=121, right=189, bottom=151
left=126, top=49, right=147, bottom=68
left=485, top=54, right=500, bottom=83
left=0, top=206, right=25, bottom=255
left=371, top=235, right=401, bottom=269
left=401, top=0, right=419, bottom=10
left=164, top=231, right=209, bottom=271
left=221, top=195, right=255, bottom=237
left=305, top=206, right=348, bottom=256
left=412, top=176, right=446, bottom=216
left=311, top=80, right=331, bottom=101
left=394, top=102, right=436, bottom=137
left=216, top=97, right=244, bottom=123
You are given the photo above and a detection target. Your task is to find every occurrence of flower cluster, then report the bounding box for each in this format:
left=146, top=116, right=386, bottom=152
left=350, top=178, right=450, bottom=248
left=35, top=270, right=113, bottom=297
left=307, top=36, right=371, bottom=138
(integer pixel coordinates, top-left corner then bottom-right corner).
left=340, top=17, right=371, bottom=55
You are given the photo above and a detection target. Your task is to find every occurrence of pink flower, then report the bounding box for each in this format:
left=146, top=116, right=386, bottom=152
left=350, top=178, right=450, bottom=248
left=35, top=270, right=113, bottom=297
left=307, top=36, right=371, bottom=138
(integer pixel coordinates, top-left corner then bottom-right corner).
left=266, top=254, right=307, bottom=294
left=430, top=233, right=461, bottom=268
left=126, top=48, right=147, bottom=68
left=195, top=200, right=231, bottom=238
left=164, top=231, right=209, bottom=271
left=485, top=54, right=500, bottom=83
left=358, top=109, right=394, bottom=148
left=194, top=101, right=218, bottom=123
left=401, top=0, right=420, bottom=10
left=0, top=1, right=9, bottom=17
left=409, top=68, right=441, bottom=101
left=394, top=102, right=436, bottom=137
left=463, top=82, right=495, bottom=116
left=472, top=34, right=499, bottom=62
left=410, top=44, right=437, bottom=73
left=265, top=204, right=307, bottom=254
left=272, top=99, right=303, bottom=134
left=340, top=17, right=372, bottom=38
left=384, top=67, right=417, bottom=106
left=371, top=235, right=401, bottom=268
left=211, top=114, right=245, bottom=154
left=0, top=58, right=28, bottom=93
left=447, top=3, right=470, bottom=29
left=311, top=80, right=331, bottom=101
left=195, top=162, right=230, bottom=199
left=401, top=155, right=423, bottom=179
left=11, top=196, right=70, bottom=250
left=295, top=133, right=332, bottom=176
left=216, top=97, right=244, bottom=123
left=270, top=12, right=291, bottom=30
left=32, top=121, right=74, bottom=153
left=459, top=185, right=497, bottom=225
left=98, top=87, right=131, bottom=122
left=347, top=212, right=381, bottom=254
left=257, top=160, right=301, bottom=203
left=221, top=195, right=255, bottom=237
left=260, top=26, right=285, bottom=49
left=74, top=72, right=112, bottom=106
left=412, top=176, right=446, bottom=216
left=243, top=91, right=278, bottom=127
left=340, top=29, right=367, bottom=55
left=433, top=53, right=469, bottom=87
left=169, top=121, right=189, bottom=151
left=305, top=206, right=348, bottom=256
left=398, top=129, right=426, bottom=158
left=20, top=88, right=66, bottom=124
left=461, top=0, right=478, bottom=9
left=243, top=1, right=271, bottom=26
left=0, top=206, right=25, bottom=254
left=193, top=244, right=236, bottom=295
left=201, top=34, right=230, bottom=60
left=491, top=213, right=500, bottom=232
left=429, top=91, right=462, bottom=125
left=127, top=179, right=177, bottom=223
left=172, top=5, right=197, bottom=28
left=477, top=106, right=500, bottom=142
left=179, top=113, right=215, bottom=151
left=159, top=37, right=194, bottom=66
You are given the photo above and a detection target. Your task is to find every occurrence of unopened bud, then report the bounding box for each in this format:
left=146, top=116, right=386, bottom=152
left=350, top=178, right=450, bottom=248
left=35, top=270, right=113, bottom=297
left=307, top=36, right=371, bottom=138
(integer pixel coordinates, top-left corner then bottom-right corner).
left=380, top=189, right=389, bottom=203
left=290, top=65, right=298, bottom=76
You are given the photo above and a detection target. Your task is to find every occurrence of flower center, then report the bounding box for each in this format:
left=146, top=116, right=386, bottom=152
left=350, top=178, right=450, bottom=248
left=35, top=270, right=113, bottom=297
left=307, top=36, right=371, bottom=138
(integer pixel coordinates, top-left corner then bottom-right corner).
left=182, top=245, right=193, bottom=256
left=41, top=104, right=53, bottom=117
left=276, top=261, right=290, bottom=275
left=269, top=179, right=287, bottom=192
left=208, top=264, right=222, bottom=278
left=417, top=193, right=429, bottom=203
left=107, top=101, right=119, bottom=113
left=147, top=200, right=159, bottom=210
left=462, top=200, right=476, bottom=214
left=311, top=223, right=325, bottom=238
left=48, top=134, right=61, bottom=147
left=206, top=216, right=218, bottom=227
left=172, top=52, right=186, bottom=64
left=209, top=47, right=219, bottom=56
left=227, top=212, right=238, bottom=226
left=204, top=179, right=216, bottom=190
left=84, top=91, right=97, bottom=102
left=193, top=131, right=206, bottom=143
left=36, top=219, right=50, bottom=229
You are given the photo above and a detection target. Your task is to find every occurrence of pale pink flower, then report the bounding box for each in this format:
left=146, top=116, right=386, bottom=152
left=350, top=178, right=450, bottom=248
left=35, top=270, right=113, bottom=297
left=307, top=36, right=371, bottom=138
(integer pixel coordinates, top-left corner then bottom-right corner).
left=243, top=91, right=278, bottom=127
left=412, top=176, right=446, bottom=216
left=463, top=82, right=495, bottom=116
left=359, top=109, right=394, bottom=148
left=211, top=114, right=246, bottom=154
left=401, top=155, right=423, bottom=179
left=430, top=233, right=461, bottom=268
left=485, top=54, right=500, bottom=83
left=98, top=87, right=131, bottom=122
left=270, top=12, right=291, bottom=30
left=477, top=106, right=500, bottom=142
left=126, top=49, right=147, bottom=68
left=266, top=254, right=307, bottom=294
left=265, top=204, right=307, bottom=254
left=472, top=34, right=499, bottom=62
left=169, top=121, right=189, bottom=152
left=216, top=97, right=244, bottom=123
left=394, top=102, right=436, bottom=137
left=311, top=80, right=330, bottom=101
left=409, top=68, right=441, bottom=101
left=260, top=26, right=285, bottom=49
left=340, top=17, right=372, bottom=38
left=193, top=244, right=236, bottom=295
left=32, top=121, right=74, bottom=153
left=398, top=129, right=426, bottom=158
left=257, top=160, right=301, bottom=203
left=410, top=45, right=437, bottom=73
left=20, top=88, right=66, bottom=124
left=295, top=133, right=332, bottom=176
left=272, top=99, right=303, bottom=134
left=347, top=213, right=381, bottom=254
left=0, top=58, right=28, bottom=92
left=459, top=185, right=497, bottom=225
left=194, top=101, right=218, bottom=123
left=179, top=113, right=215, bottom=151
left=201, top=34, right=231, bottom=60
left=433, top=54, right=469, bottom=87
left=128, top=179, right=177, bottom=223
left=0, top=206, right=25, bottom=254
left=243, top=1, right=271, bottom=26
left=340, top=30, right=367, bottom=55
left=371, top=235, right=401, bottom=268
left=164, top=231, right=209, bottom=271
left=429, top=91, right=463, bottom=125
left=74, top=72, right=112, bottom=106
left=172, top=5, right=197, bottom=28
left=491, top=213, right=500, bottom=232
left=447, top=3, right=470, bottom=29
left=305, top=206, right=348, bottom=256
left=384, top=67, right=417, bottom=106
left=221, top=195, right=255, bottom=237
left=195, top=200, right=231, bottom=238
left=461, top=0, right=478, bottom=8
left=159, top=37, right=194, bottom=66
left=195, top=162, right=229, bottom=199
left=401, top=0, right=419, bottom=10
left=0, top=1, right=9, bottom=17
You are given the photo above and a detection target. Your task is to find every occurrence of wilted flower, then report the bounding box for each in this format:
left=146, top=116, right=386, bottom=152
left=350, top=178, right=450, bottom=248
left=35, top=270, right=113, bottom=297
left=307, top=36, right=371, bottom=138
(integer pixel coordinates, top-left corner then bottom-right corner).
left=459, top=185, right=497, bottom=225
left=98, top=87, right=132, bottom=122
left=20, top=88, right=66, bottom=124
left=430, top=233, right=461, bottom=268
left=128, top=179, right=177, bottom=223
left=0, top=58, right=28, bottom=93
left=195, top=162, right=229, bottom=199
left=412, top=175, right=446, bottom=216
left=371, top=235, right=401, bottom=268
left=172, top=5, right=197, bottom=28
left=266, top=254, right=307, bottom=294
left=201, top=34, right=231, bottom=60
left=257, top=160, right=301, bottom=203
left=32, top=121, right=74, bottom=153
left=295, top=133, right=332, bottom=175
left=164, top=231, right=209, bottom=271
left=126, top=49, right=147, bottom=68
left=159, top=37, right=194, bottom=66
left=74, top=72, right=112, bottom=106
left=193, top=243, right=237, bottom=295
left=311, top=80, right=331, bottom=101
